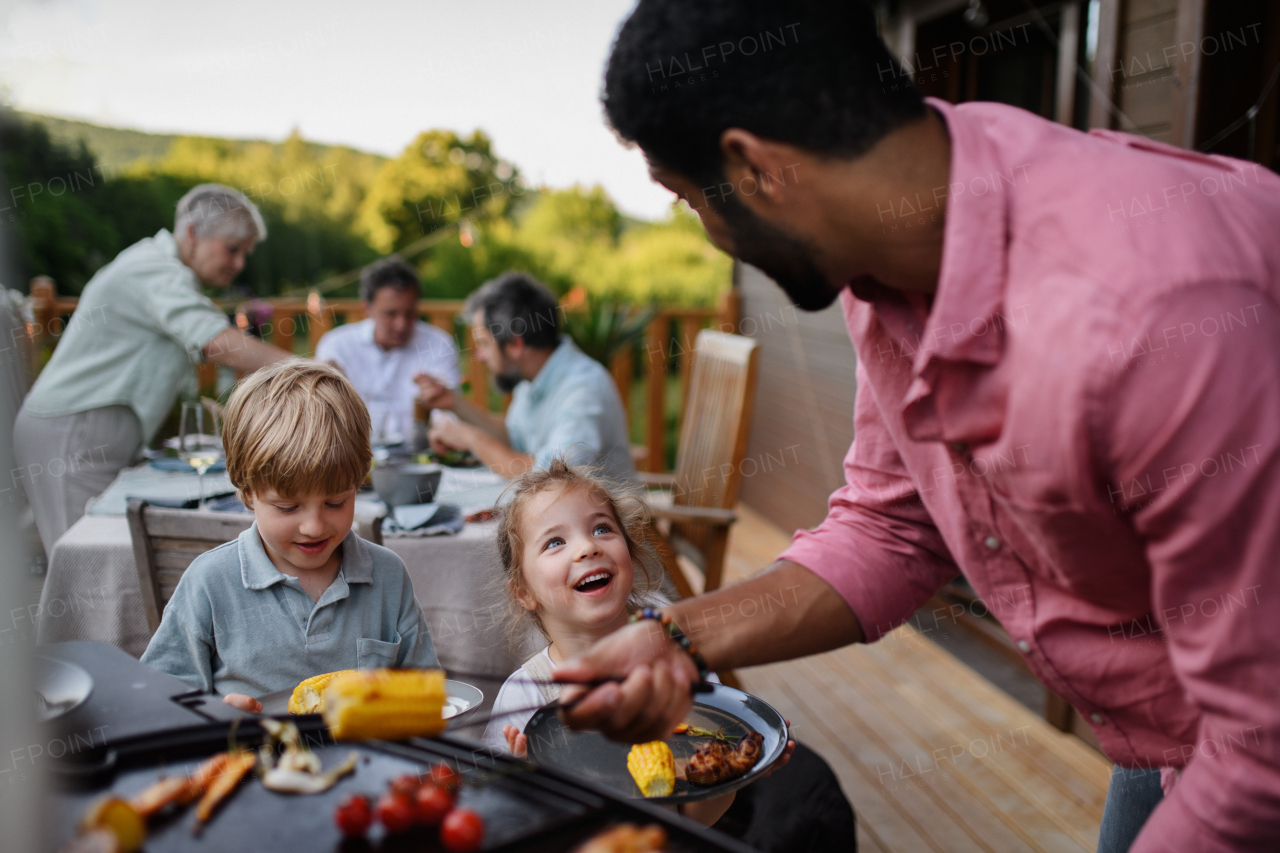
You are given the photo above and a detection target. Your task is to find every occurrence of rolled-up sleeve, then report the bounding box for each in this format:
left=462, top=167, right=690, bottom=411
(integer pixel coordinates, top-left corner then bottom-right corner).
left=1103, top=283, right=1280, bottom=852
left=130, top=268, right=229, bottom=359
left=779, top=361, right=959, bottom=641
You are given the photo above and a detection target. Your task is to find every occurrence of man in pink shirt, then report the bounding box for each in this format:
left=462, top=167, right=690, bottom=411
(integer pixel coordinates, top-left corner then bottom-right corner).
left=557, top=1, right=1280, bottom=850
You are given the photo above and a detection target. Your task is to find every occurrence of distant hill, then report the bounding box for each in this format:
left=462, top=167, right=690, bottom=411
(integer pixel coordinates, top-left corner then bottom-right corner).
left=17, top=112, right=181, bottom=170
left=16, top=112, right=388, bottom=173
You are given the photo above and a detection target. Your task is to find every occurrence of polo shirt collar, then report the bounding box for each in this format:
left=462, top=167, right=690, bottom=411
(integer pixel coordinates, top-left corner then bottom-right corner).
left=239, top=523, right=374, bottom=590
left=526, top=336, right=571, bottom=404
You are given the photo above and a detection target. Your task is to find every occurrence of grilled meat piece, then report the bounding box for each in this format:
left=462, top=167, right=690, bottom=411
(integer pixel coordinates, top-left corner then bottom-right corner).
left=686, top=731, right=764, bottom=785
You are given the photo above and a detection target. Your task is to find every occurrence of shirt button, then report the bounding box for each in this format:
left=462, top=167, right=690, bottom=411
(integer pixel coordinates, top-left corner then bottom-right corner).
left=1016, top=640, right=1030, bottom=653
left=983, top=536, right=1001, bottom=550
left=1090, top=713, right=1105, bottom=724
left=949, top=441, right=968, bottom=453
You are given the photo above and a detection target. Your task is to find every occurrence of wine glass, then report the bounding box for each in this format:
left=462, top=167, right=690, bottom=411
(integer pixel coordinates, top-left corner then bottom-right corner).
left=178, top=401, right=224, bottom=509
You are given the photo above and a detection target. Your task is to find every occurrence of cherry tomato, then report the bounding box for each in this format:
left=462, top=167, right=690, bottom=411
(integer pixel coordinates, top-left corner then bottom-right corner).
left=334, top=794, right=373, bottom=837
left=414, top=783, right=454, bottom=826
left=440, top=808, right=485, bottom=852
left=429, top=763, right=461, bottom=792
left=388, top=773, right=422, bottom=797
left=375, top=793, right=416, bottom=835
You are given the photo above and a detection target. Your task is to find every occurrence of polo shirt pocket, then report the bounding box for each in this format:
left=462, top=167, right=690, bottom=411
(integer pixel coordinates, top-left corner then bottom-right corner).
left=357, top=635, right=402, bottom=669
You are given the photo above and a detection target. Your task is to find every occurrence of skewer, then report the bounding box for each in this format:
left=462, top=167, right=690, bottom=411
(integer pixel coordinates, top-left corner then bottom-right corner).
left=442, top=669, right=715, bottom=734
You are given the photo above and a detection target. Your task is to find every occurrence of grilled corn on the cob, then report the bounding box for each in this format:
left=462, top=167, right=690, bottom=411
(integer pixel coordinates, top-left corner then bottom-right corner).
left=321, top=669, right=447, bottom=741
left=626, top=741, right=675, bottom=797
left=288, top=670, right=358, bottom=714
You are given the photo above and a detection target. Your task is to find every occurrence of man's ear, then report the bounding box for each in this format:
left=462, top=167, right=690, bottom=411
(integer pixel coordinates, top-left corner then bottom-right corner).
left=719, top=128, right=802, bottom=210
left=505, top=335, right=526, bottom=362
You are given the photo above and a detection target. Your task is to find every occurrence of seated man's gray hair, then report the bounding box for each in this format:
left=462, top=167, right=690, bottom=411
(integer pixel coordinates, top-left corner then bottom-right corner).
left=174, top=183, right=268, bottom=243
left=465, top=271, right=561, bottom=349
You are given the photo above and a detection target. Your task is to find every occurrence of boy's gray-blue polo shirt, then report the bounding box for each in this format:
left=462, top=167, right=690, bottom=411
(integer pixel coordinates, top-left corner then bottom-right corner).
left=141, top=522, right=438, bottom=697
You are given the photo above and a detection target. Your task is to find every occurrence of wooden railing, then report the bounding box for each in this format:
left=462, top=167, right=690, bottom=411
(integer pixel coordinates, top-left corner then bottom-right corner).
left=27, top=279, right=740, bottom=473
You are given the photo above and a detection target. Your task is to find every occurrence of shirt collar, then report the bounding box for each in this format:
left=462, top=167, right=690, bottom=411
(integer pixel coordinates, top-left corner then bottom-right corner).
left=153, top=228, right=179, bottom=259
left=239, top=523, right=374, bottom=590
left=913, top=97, right=1011, bottom=370
left=526, top=336, right=571, bottom=403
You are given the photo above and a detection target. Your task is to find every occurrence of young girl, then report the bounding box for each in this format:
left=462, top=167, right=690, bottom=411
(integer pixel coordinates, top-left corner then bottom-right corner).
left=481, top=460, right=739, bottom=825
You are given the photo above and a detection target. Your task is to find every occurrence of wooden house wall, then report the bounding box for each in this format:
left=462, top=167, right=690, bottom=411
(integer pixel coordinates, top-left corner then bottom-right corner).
left=735, top=263, right=856, bottom=537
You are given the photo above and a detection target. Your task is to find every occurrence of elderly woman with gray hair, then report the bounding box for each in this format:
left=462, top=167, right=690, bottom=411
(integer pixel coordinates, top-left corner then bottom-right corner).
left=14, top=183, right=291, bottom=554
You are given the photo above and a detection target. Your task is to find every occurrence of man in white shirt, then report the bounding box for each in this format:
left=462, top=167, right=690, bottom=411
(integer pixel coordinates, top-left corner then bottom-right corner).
left=315, top=257, right=460, bottom=445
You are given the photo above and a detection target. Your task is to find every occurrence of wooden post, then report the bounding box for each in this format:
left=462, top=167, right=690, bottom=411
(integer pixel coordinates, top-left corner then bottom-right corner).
left=466, top=327, right=487, bottom=406
left=1088, top=0, right=1122, bottom=129
left=646, top=314, right=667, bottom=472
left=610, top=345, right=634, bottom=422
left=427, top=308, right=453, bottom=333
left=29, top=276, right=55, bottom=345
left=716, top=286, right=740, bottom=334
left=1055, top=2, right=1081, bottom=127
left=677, top=316, right=699, bottom=428
left=1169, top=0, right=1207, bottom=149
left=274, top=310, right=296, bottom=355
left=305, top=292, right=333, bottom=357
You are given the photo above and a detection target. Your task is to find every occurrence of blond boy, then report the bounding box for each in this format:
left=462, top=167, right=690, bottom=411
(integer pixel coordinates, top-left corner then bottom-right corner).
left=142, top=361, right=437, bottom=711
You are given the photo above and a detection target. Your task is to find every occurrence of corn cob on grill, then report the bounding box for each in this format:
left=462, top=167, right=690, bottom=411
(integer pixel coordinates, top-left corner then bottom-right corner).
left=288, top=670, right=358, bottom=714
left=322, top=669, right=447, bottom=741
left=626, top=741, right=676, bottom=798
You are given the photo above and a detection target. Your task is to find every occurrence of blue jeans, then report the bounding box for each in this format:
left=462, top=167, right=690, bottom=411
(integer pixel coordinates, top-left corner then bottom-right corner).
left=1097, top=766, right=1164, bottom=853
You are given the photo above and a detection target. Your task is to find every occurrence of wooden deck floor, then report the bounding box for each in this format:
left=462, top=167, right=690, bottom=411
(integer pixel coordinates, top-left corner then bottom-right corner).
left=722, top=505, right=1112, bottom=853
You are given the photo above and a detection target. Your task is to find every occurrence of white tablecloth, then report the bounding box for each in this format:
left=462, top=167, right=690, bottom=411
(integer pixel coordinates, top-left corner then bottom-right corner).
left=36, top=465, right=535, bottom=718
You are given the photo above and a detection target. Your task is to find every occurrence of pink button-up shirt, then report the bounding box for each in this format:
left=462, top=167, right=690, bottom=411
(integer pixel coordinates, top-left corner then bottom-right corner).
left=780, top=98, right=1280, bottom=851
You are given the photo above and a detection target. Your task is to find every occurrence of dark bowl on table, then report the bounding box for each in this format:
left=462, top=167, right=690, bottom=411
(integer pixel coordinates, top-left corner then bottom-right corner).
left=371, top=462, right=443, bottom=508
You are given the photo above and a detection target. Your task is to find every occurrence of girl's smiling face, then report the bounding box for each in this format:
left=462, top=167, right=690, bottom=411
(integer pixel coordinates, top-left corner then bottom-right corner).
left=517, top=484, right=635, bottom=637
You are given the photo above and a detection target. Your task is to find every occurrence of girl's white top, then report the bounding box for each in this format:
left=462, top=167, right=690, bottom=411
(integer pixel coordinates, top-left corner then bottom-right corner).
left=481, top=647, right=556, bottom=753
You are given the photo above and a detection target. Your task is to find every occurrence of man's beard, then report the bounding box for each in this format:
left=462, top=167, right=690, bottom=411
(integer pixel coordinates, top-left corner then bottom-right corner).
left=718, top=196, right=842, bottom=312
left=493, top=367, right=523, bottom=393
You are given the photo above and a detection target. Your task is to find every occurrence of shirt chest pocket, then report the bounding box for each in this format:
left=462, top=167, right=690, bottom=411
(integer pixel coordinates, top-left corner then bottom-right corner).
left=357, top=635, right=402, bottom=669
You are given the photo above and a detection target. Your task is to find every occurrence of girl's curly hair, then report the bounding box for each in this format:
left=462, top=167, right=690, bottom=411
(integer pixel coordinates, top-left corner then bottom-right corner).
left=496, top=458, right=662, bottom=644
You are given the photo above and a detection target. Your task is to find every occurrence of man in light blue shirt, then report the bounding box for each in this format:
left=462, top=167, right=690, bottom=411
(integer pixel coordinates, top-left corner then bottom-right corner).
left=418, top=272, right=635, bottom=484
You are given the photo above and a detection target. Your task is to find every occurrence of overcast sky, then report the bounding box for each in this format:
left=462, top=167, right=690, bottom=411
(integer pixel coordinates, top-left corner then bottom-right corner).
left=0, top=0, right=679, bottom=219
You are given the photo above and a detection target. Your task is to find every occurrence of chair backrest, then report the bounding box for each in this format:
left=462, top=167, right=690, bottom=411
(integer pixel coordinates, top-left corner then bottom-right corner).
left=128, top=501, right=254, bottom=634
left=671, top=330, right=761, bottom=511
left=127, top=500, right=384, bottom=635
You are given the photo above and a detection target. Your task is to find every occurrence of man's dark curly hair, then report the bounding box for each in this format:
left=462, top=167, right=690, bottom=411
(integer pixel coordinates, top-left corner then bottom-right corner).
left=602, top=0, right=924, bottom=195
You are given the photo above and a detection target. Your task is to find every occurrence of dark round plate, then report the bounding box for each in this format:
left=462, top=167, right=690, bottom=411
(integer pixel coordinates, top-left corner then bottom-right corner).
left=524, top=683, right=788, bottom=804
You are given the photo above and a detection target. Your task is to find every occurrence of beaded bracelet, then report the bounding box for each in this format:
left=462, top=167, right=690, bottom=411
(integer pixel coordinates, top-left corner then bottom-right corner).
left=630, top=607, right=711, bottom=685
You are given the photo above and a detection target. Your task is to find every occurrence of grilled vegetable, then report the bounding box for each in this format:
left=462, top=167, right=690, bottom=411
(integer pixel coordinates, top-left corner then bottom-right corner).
left=194, top=752, right=256, bottom=828
left=322, top=669, right=447, bottom=741
left=626, top=741, right=676, bottom=798
left=288, top=670, right=358, bottom=714
left=79, top=796, right=145, bottom=853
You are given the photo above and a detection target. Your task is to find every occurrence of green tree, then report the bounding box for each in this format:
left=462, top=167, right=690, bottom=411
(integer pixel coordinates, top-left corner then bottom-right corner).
left=357, top=130, right=519, bottom=254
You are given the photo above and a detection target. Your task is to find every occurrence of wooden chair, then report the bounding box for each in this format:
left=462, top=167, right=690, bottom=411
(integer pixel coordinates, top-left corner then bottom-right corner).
left=643, top=330, right=760, bottom=601
left=127, top=500, right=384, bottom=636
